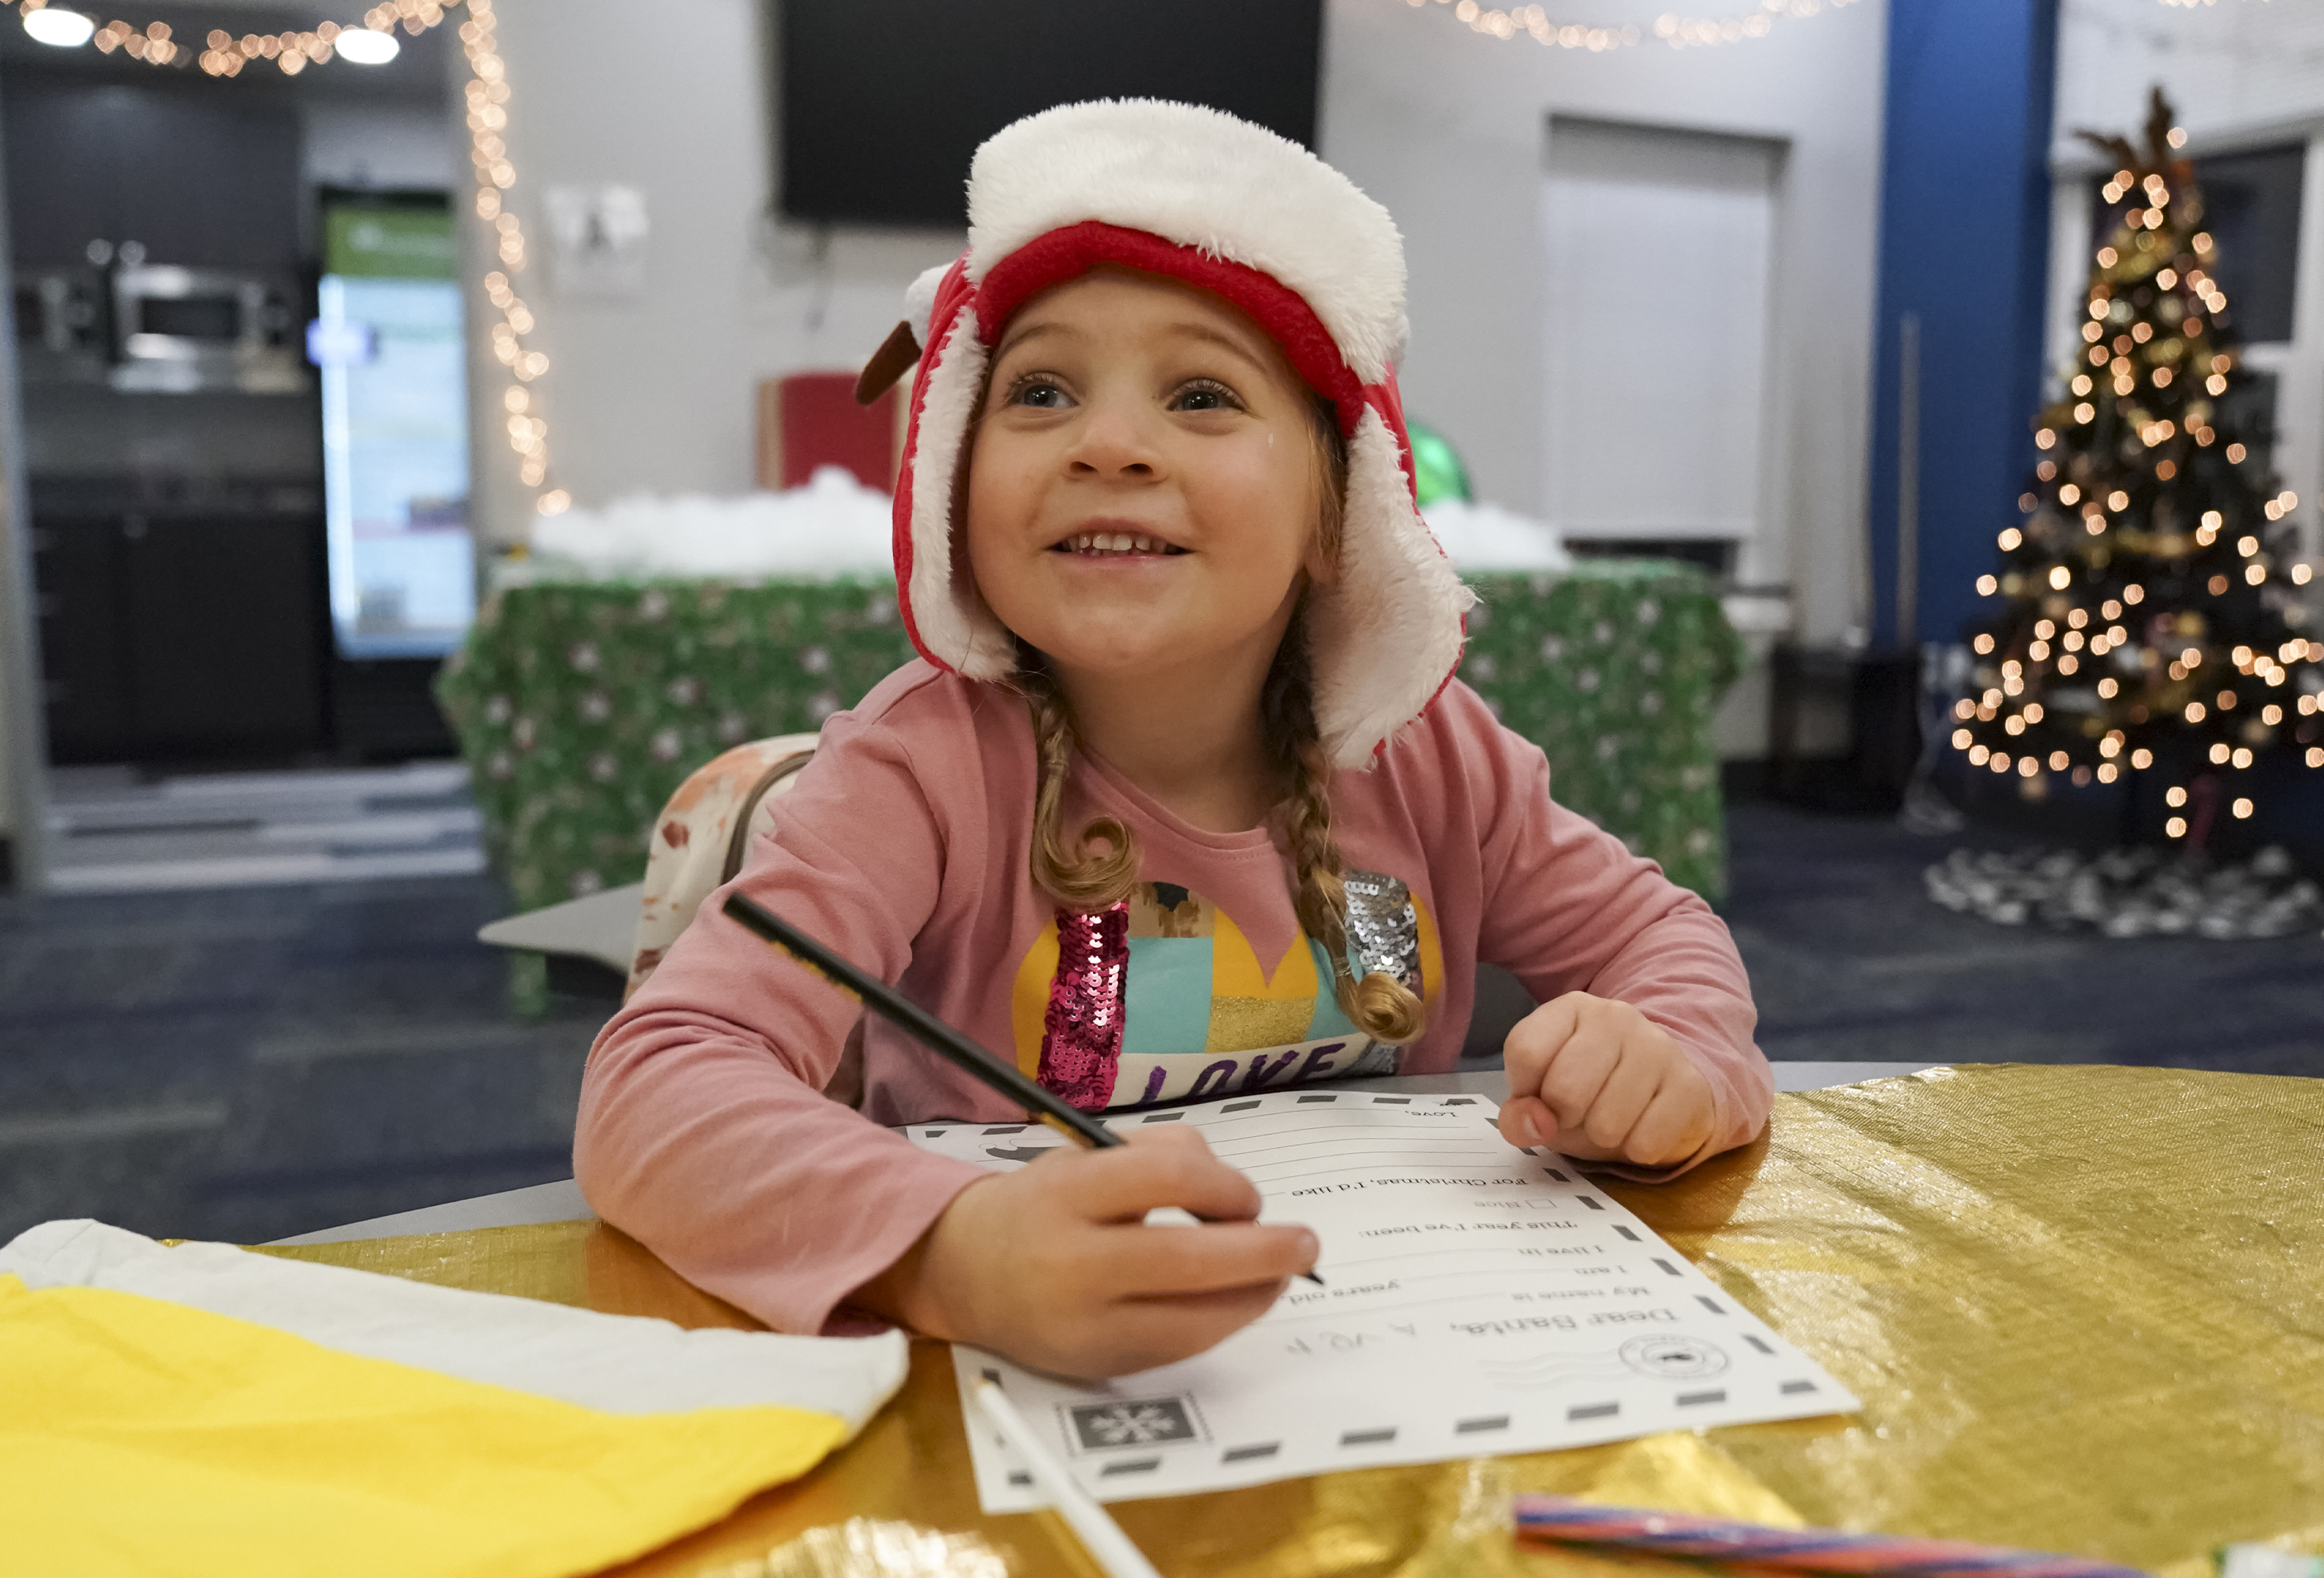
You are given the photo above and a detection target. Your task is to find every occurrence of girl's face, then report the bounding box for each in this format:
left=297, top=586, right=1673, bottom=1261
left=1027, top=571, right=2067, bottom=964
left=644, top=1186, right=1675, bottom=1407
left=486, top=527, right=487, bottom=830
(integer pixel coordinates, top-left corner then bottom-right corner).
left=964, top=269, right=1332, bottom=689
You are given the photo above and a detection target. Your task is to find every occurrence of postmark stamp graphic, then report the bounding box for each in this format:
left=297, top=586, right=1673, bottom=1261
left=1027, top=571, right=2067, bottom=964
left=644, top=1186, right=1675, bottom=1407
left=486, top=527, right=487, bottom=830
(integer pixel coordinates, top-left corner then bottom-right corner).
left=1619, top=1336, right=1729, bottom=1379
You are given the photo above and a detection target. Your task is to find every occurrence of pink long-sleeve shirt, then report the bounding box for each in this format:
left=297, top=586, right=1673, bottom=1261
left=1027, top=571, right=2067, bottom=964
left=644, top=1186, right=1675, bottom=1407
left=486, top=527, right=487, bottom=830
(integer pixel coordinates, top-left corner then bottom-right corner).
left=576, top=662, right=1770, bottom=1333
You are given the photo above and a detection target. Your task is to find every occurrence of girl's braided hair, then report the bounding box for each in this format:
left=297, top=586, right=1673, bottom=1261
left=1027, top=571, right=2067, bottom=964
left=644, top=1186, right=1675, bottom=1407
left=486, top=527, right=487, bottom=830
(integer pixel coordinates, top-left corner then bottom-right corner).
left=1017, top=397, right=1426, bottom=1044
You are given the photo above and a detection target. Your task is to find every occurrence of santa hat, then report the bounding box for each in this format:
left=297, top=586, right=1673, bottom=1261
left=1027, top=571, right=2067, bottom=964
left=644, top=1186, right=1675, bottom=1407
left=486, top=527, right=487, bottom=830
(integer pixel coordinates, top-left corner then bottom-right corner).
left=857, top=100, right=1472, bottom=769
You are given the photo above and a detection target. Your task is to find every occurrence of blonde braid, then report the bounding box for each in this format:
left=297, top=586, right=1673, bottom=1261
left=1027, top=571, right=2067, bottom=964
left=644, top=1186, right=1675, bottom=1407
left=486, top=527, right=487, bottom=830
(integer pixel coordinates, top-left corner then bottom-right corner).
left=1020, top=652, right=1140, bottom=910
left=1263, top=613, right=1427, bottom=1044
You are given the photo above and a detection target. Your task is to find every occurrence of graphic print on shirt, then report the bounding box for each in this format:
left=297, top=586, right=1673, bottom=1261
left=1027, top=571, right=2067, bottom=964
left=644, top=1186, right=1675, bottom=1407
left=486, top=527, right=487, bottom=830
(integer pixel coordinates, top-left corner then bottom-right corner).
left=1008, top=871, right=1443, bottom=1111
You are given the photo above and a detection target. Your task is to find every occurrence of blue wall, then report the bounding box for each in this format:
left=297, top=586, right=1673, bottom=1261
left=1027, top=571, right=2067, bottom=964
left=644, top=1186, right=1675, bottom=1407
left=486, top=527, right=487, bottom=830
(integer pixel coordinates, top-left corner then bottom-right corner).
left=1868, top=0, right=2059, bottom=652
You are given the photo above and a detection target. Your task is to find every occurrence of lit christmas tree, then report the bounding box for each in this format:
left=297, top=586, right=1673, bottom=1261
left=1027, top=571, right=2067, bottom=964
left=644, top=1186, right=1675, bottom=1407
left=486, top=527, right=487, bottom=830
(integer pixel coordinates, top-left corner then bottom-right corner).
left=1950, top=90, right=2322, bottom=845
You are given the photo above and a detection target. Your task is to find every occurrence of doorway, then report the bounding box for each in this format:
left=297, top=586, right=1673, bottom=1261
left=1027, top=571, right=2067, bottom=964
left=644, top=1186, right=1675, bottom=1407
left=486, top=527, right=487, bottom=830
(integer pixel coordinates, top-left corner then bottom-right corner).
left=1540, top=116, right=1786, bottom=563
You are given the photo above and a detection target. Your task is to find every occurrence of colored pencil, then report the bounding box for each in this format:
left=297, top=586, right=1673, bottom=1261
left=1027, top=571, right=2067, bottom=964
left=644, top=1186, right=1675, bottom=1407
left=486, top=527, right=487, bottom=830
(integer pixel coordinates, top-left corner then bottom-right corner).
left=1512, top=1495, right=2149, bottom=1578
left=975, top=1378, right=1164, bottom=1578
left=723, top=891, right=1325, bottom=1284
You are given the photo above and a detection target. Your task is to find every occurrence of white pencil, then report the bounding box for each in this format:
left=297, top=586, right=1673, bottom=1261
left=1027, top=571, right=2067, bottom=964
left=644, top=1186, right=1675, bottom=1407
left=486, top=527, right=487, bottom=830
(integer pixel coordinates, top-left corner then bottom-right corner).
left=973, top=1378, right=1164, bottom=1578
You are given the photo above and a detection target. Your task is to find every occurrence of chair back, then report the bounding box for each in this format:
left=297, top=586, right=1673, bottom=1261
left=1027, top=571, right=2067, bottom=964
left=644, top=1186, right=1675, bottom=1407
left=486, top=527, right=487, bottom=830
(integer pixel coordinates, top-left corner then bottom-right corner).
left=628, top=734, right=820, bottom=998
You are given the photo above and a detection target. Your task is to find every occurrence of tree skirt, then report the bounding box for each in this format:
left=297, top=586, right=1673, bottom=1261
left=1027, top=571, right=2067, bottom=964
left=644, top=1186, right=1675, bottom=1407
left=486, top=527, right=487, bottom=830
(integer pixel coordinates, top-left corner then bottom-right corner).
left=1925, top=843, right=2322, bottom=937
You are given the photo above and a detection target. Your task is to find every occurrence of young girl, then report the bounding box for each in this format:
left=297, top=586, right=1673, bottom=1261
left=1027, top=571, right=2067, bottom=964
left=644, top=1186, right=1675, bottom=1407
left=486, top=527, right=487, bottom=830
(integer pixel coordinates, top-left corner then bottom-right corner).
left=576, top=101, right=1770, bottom=1380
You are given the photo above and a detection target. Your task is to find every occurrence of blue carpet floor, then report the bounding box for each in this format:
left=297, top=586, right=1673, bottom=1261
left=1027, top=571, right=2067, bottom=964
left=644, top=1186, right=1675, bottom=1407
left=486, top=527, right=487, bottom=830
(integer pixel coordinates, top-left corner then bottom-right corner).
left=1, top=797, right=2317, bottom=1245
left=1724, top=801, right=2322, bottom=1077
left=0, top=874, right=601, bottom=1245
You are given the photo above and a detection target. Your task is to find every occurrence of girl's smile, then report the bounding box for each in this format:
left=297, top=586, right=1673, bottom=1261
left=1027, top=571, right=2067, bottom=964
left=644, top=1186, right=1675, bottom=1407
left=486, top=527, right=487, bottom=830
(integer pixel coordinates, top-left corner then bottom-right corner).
left=1051, top=521, right=1189, bottom=558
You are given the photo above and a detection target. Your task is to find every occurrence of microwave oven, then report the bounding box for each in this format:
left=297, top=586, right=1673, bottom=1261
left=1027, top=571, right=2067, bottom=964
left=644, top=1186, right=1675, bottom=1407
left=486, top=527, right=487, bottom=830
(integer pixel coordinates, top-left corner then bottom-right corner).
left=109, top=263, right=306, bottom=393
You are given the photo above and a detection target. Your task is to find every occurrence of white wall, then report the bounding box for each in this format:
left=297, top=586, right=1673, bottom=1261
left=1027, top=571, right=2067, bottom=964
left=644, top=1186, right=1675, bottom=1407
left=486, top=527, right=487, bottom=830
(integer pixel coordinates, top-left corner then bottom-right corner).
left=2049, top=0, right=2324, bottom=574
left=0, top=334, right=34, bottom=862
left=1320, top=0, right=1888, bottom=642
left=0, top=501, right=17, bottom=838
left=2052, top=0, right=2324, bottom=164
left=476, top=0, right=1888, bottom=647
left=470, top=0, right=960, bottom=549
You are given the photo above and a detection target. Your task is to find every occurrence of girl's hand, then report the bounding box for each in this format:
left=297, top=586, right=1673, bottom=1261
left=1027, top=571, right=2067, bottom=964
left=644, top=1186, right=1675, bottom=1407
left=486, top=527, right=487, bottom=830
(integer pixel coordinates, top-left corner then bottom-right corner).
left=854, top=1126, right=1317, bottom=1380
left=1498, top=992, right=1715, bottom=1169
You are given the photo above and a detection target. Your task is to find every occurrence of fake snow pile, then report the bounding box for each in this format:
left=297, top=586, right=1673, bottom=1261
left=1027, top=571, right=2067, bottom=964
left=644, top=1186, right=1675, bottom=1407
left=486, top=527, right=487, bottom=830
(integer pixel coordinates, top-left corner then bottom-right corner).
left=524, top=471, right=1570, bottom=582
left=1421, top=497, right=1572, bottom=574
left=528, top=467, right=895, bottom=581
left=1926, top=845, right=2323, bottom=939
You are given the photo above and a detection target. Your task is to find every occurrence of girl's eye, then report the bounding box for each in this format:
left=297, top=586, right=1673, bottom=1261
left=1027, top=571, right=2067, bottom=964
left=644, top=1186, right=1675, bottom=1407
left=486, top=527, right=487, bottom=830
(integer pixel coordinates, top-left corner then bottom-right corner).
left=1005, top=377, right=1072, bottom=410
left=1172, top=379, right=1243, bottom=413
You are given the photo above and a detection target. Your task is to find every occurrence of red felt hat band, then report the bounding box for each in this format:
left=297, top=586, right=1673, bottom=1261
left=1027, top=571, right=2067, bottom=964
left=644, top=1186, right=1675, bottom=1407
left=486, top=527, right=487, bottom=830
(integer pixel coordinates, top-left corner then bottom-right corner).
left=970, top=222, right=1374, bottom=440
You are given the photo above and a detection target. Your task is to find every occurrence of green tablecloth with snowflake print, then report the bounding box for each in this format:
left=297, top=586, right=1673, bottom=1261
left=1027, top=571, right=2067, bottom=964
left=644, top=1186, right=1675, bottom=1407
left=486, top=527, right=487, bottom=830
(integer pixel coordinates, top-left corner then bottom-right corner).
left=435, top=562, right=1744, bottom=916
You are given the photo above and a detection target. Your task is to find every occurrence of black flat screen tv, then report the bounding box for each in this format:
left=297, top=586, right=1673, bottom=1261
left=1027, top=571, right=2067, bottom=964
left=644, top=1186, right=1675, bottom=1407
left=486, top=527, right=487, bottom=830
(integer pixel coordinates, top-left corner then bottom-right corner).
left=775, top=0, right=1325, bottom=227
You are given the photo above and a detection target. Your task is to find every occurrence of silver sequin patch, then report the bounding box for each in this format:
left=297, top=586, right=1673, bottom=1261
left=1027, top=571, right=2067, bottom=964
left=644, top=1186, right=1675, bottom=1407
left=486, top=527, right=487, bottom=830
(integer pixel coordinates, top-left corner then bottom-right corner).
left=1339, top=1039, right=1404, bottom=1078
left=1343, top=868, right=1423, bottom=992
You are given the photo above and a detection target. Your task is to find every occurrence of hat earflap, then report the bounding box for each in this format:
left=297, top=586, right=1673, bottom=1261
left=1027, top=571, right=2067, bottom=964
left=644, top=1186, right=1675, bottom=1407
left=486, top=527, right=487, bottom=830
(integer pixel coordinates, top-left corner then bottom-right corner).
left=896, top=301, right=1016, bottom=682
left=1308, top=408, right=1476, bottom=768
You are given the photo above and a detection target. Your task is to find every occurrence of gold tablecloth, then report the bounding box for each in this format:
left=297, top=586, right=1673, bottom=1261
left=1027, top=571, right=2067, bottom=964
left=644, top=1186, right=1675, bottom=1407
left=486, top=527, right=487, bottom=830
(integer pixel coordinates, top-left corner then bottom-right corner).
left=266, top=1065, right=2324, bottom=1577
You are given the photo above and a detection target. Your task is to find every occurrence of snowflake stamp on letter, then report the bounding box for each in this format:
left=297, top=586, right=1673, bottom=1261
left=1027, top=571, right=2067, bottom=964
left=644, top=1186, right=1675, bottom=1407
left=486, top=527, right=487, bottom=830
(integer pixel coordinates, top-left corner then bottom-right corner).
left=1060, top=1395, right=1208, bottom=1455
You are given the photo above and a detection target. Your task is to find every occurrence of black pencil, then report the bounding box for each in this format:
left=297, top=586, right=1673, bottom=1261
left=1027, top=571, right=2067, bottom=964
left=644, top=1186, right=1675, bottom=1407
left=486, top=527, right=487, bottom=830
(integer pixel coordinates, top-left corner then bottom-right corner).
left=722, top=890, right=1324, bottom=1285
left=725, top=889, right=1116, bottom=1146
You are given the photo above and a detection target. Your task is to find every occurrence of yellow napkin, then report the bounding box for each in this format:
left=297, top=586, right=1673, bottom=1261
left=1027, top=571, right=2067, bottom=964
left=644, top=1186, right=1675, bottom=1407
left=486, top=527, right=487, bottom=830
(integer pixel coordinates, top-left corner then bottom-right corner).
left=2, top=1273, right=848, bottom=1578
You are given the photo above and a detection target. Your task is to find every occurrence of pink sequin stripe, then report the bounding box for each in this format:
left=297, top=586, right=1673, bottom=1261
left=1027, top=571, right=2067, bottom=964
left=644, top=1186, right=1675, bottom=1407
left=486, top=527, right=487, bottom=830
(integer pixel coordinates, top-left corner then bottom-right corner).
left=1511, top=1496, right=2146, bottom=1578
left=1038, top=901, right=1130, bottom=1111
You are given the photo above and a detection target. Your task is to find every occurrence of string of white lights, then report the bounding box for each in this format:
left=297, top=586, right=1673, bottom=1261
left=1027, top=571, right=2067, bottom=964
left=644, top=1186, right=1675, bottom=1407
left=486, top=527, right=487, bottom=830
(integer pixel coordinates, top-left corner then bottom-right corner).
left=1404, top=0, right=1859, bottom=51
left=13, top=0, right=562, bottom=518
left=15, top=0, right=446, bottom=72
left=460, top=0, right=564, bottom=516
left=1417, top=0, right=2257, bottom=52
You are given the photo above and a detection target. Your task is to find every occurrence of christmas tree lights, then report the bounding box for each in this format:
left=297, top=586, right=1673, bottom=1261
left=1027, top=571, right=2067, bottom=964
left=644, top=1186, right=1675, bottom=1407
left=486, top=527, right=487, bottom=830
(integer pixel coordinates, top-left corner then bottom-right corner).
left=1953, top=90, right=2322, bottom=842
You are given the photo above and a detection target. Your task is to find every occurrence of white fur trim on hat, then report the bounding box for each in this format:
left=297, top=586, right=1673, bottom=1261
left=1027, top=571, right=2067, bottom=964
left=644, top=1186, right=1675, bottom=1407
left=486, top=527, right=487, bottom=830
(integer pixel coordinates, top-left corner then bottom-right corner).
left=904, top=313, right=1015, bottom=680
left=1310, top=409, right=1477, bottom=767
left=964, top=100, right=1408, bottom=387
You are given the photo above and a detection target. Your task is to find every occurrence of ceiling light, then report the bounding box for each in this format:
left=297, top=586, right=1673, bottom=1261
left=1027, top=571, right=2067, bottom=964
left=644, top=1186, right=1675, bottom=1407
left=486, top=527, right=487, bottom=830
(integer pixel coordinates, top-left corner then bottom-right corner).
left=334, top=27, right=399, bottom=64
left=23, top=7, right=97, bottom=46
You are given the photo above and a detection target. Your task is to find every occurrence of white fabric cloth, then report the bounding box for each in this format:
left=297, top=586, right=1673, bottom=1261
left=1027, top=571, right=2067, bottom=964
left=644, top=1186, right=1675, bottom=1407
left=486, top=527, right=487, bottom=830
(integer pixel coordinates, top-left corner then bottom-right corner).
left=1, top=1219, right=907, bottom=1439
